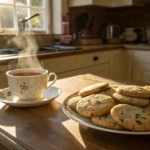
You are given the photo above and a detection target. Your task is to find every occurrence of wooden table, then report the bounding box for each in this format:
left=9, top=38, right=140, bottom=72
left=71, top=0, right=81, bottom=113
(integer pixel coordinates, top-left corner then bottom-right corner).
left=0, top=74, right=150, bottom=150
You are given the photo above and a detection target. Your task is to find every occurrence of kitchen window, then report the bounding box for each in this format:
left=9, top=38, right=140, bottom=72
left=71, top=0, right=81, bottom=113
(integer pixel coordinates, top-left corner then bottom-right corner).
left=0, top=0, right=51, bottom=33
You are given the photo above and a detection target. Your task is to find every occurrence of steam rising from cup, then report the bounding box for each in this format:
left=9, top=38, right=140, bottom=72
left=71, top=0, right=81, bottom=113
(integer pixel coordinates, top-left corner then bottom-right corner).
left=9, top=31, right=43, bottom=69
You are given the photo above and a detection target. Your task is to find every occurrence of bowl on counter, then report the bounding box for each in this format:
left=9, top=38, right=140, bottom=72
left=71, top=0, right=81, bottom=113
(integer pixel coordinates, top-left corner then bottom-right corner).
left=59, top=35, right=72, bottom=45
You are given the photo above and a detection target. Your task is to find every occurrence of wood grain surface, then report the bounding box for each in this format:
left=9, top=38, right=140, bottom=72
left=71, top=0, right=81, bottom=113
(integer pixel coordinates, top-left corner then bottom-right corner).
left=0, top=74, right=150, bottom=150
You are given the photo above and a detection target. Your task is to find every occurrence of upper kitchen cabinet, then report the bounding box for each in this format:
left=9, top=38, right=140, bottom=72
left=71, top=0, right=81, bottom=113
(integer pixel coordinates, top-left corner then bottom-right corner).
left=69, top=0, right=146, bottom=7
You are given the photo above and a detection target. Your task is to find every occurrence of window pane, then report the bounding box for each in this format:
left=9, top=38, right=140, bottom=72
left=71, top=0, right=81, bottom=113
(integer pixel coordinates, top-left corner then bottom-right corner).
left=31, top=0, right=43, bottom=7
left=16, top=7, right=29, bottom=28
left=31, top=9, right=44, bottom=29
left=0, top=6, right=14, bottom=28
left=0, top=0, right=13, bottom=4
left=15, top=0, right=27, bottom=6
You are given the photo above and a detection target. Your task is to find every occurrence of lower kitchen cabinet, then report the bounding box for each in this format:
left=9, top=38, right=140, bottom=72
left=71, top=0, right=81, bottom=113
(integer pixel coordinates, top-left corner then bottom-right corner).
left=133, top=62, right=150, bottom=84
left=58, top=63, right=109, bottom=79
left=122, top=50, right=133, bottom=80
left=78, top=51, right=110, bottom=68
left=0, top=65, right=9, bottom=89
left=40, top=55, right=79, bottom=73
left=132, top=50, right=150, bottom=84
left=110, top=49, right=123, bottom=79
left=41, top=50, right=111, bottom=79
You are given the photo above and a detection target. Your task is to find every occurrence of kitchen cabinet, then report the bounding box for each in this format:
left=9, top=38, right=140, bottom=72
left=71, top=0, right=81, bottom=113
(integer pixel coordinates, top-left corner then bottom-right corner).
left=122, top=50, right=133, bottom=80
left=41, top=55, right=79, bottom=73
left=41, top=49, right=131, bottom=80
left=77, top=51, right=110, bottom=68
left=69, top=0, right=145, bottom=7
left=0, top=64, right=9, bottom=89
left=110, top=49, right=123, bottom=79
left=58, top=63, right=109, bottom=79
left=132, top=50, right=150, bottom=84
left=133, top=62, right=150, bottom=84
left=41, top=51, right=110, bottom=79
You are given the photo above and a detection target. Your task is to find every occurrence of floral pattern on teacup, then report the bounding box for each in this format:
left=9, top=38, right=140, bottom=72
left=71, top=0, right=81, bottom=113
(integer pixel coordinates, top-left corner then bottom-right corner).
left=0, top=89, right=12, bottom=99
left=19, top=82, right=29, bottom=94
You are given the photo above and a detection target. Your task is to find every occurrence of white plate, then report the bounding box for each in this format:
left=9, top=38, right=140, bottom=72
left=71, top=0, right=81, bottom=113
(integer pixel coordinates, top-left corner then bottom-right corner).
left=0, top=86, right=61, bottom=107
left=62, top=92, right=150, bottom=135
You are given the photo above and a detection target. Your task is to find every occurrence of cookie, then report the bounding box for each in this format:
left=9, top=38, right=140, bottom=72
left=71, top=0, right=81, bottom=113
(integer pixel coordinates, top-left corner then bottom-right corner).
left=68, top=96, right=82, bottom=110
left=144, top=86, right=150, bottom=91
left=99, top=85, right=120, bottom=104
left=113, top=93, right=149, bottom=107
left=91, top=114, right=124, bottom=130
left=79, top=82, right=109, bottom=97
left=111, top=104, right=150, bottom=131
left=103, top=85, right=118, bottom=97
left=145, top=104, right=150, bottom=115
left=116, top=85, right=150, bottom=98
left=76, top=94, right=115, bottom=117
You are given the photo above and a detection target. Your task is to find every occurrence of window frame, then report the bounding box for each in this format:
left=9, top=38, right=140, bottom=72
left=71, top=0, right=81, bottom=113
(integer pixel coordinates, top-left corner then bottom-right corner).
left=0, top=0, right=51, bottom=35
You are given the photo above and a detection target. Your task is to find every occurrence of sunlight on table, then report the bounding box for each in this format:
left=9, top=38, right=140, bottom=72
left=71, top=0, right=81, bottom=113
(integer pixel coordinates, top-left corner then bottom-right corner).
left=62, top=119, right=86, bottom=148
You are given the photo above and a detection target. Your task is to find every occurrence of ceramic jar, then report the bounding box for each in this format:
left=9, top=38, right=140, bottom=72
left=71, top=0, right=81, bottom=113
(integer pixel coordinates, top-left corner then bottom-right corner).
left=122, top=28, right=137, bottom=42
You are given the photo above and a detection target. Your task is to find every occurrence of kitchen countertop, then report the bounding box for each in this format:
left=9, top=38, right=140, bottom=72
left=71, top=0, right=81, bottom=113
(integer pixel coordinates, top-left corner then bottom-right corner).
left=0, top=44, right=121, bottom=65
left=1, top=44, right=150, bottom=65
left=123, top=44, right=150, bottom=50
left=0, top=74, right=150, bottom=150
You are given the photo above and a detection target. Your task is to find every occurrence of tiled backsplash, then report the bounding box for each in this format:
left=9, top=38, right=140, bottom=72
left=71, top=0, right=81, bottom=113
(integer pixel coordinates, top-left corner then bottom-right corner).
left=0, top=34, right=55, bottom=48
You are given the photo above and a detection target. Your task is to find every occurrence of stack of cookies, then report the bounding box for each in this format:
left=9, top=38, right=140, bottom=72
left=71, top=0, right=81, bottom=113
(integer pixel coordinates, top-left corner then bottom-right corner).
left=111, top=85, right=150, bottom=131
left=67, top=83, right=150, bottom=132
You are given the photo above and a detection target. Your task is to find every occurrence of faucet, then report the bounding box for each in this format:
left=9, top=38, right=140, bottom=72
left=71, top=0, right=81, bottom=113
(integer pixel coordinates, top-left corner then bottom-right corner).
left=18, top=13, right=40, bottom=32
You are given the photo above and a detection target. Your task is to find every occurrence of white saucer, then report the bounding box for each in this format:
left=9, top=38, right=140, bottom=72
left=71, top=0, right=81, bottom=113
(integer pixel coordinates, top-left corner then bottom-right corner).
left=0, top=86, right=61, bottom=107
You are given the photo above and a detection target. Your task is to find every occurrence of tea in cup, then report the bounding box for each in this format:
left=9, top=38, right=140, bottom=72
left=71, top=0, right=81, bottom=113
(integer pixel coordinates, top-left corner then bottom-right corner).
left=6, top=68, right=57, bottom=100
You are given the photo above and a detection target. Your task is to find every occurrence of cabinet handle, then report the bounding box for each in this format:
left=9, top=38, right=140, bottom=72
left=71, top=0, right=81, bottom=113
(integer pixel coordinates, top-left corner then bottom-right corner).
left=93, top=56, right=99, bottom=61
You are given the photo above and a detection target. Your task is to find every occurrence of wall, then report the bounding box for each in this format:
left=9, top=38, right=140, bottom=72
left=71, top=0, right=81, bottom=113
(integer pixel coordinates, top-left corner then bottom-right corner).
left=69, top=4, right=150, bottom=38
left=51, top=0, right=69, bottom=34
left=106, top=6, right=150, bottom=28
left=0, top=34, right=55, bottom=48
left=69, top=6, right=106, bottom=38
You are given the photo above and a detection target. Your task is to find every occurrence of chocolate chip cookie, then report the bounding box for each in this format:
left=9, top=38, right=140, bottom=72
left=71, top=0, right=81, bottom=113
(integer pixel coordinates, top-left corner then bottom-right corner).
left=116, top=85, right=150, bottom=98
left=79, top=82, right=109, bottom=97
left=111, top=104, right=150, bottom=131
left=92, top=114, right=124, bottom=130
left=68, top=96, right=82, bottom=110
left=76, top=94, right=115, bottom=117
left=113, top=93, right=149, bottom=106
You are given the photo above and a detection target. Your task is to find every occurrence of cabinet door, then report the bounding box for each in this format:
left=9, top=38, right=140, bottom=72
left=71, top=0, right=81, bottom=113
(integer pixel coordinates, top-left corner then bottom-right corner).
left=133, top=50, right=150, bottom=63
left=58, top=63, right=109, bottom=79
left=0, top=65, right=9, bottom=89
left=133, top=62, right=150, bottom=84
left=69, top=0, right=93, bottom=7
left=41, top=55, right=79, bottom=74
left=132, top=50, right=150, bottom=83
left=69, top=0, right=122, bottom=7
left=69, top=0, right=144, bottom=7
left=110, top=49, right=123, bottom=79
left=122, top=50, right=133, bottom=80
left=69, top=0, right=113, bottom=7
left=78, top=51, right=110, bottom=68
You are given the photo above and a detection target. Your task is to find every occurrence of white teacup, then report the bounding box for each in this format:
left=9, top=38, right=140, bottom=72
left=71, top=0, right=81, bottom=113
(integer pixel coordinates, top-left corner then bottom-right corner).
left=6, top=68, right=57, bottom=100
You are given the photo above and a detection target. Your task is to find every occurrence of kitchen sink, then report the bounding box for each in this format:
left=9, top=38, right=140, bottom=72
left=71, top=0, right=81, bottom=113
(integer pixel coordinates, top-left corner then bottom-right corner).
left=0, top=46, right=81, bottom=58
left=39, top=45, right=81, bottom=53
left=0, top=48, right=21, bottom=55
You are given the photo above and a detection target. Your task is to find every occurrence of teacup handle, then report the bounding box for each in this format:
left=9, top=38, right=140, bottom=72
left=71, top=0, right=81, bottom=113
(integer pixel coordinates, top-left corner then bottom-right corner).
left=47, top=72, right=57, bottom=88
